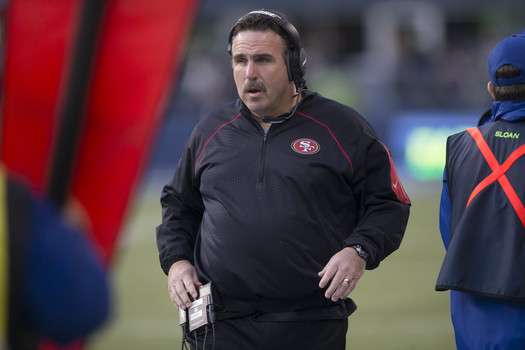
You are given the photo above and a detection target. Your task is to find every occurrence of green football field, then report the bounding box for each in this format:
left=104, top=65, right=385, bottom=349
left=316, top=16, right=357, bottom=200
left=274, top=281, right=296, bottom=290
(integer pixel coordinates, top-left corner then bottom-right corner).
left=90, top=179, right=455, bottom=350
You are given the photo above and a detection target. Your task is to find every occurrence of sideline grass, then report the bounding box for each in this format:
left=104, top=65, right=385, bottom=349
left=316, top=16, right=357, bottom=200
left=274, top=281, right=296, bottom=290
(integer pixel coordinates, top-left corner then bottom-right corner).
left=90, top=180, right=455, bottom=349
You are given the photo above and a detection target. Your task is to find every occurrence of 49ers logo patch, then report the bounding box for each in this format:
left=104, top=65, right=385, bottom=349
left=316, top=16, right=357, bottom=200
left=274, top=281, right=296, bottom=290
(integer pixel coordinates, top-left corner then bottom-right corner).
left=291, top=138, right=320, bottom=155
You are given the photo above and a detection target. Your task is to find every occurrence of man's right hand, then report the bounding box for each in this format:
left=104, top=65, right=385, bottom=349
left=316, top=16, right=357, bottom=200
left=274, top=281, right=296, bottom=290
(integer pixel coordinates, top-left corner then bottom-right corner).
left=167, top=260, right=202, bottom=310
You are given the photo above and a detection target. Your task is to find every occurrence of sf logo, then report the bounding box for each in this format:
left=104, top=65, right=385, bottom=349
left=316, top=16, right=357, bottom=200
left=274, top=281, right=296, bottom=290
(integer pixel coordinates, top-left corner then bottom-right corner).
left=291, top=138, right=320, bottom=155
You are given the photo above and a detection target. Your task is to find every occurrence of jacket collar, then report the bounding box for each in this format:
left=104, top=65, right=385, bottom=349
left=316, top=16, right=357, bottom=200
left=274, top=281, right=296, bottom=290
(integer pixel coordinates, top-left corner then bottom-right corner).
left=236, top=90, right=314, bottom=117
left=491, top=100, right=525, bottom=122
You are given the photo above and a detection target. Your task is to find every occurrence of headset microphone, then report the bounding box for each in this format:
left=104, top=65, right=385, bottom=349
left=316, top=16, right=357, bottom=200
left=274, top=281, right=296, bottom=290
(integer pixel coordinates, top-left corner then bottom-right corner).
left=262, top=82, right=304, bottom=124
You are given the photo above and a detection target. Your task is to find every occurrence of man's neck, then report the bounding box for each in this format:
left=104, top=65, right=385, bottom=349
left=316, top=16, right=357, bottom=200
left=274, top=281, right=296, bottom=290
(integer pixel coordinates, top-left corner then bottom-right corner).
left=254, top=93, right=301, bottom=127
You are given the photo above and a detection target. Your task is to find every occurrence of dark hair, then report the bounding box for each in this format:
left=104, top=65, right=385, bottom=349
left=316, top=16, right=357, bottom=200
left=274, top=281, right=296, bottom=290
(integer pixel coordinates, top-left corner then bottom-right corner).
left=228, top=10, right=291, bottom=60
left=492, top=64, right=525, bottom=101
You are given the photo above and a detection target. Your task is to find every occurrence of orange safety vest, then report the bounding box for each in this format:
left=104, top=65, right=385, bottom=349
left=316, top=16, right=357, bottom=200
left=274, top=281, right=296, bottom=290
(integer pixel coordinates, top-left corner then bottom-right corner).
left=466, top=127, right=525, bottom=229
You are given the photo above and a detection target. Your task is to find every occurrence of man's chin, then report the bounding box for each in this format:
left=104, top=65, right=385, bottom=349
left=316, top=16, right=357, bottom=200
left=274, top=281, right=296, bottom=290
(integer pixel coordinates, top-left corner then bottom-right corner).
left=244, top=102, right=266, bottom=116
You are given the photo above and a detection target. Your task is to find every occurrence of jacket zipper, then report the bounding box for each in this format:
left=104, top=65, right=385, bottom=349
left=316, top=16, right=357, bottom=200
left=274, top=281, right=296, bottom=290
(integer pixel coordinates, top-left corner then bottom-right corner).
left=259, top=132, right=268, bottom=183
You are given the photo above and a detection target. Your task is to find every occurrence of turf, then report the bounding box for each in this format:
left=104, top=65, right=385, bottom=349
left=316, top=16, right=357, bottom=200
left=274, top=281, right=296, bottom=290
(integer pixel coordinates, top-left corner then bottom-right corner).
left=90, top=179, right=455, bottom=349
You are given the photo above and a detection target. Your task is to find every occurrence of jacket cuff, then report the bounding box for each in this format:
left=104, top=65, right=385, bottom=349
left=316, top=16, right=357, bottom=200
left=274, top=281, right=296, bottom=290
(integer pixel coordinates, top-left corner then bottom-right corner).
left=160, top=254, right=192, bottom=275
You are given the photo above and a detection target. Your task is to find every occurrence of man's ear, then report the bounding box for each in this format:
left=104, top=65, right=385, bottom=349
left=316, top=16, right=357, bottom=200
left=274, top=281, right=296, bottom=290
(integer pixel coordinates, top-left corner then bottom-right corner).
left=487, top=81, right=496, bottom=100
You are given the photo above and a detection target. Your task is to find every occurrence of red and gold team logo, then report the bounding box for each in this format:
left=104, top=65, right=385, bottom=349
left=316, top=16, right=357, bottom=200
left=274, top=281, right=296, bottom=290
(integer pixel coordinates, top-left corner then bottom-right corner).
left=291, top=138, right=320, bottom=155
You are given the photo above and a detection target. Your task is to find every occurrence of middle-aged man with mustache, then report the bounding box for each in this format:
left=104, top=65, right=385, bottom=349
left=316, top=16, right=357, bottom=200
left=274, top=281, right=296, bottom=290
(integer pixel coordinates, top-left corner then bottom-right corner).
left=157, top=9, right=411, bottom=350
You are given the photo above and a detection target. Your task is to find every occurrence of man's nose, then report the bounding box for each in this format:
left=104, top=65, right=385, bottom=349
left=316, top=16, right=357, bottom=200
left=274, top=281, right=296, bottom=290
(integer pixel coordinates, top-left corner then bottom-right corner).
left=245, top=61, right=257, bottom=79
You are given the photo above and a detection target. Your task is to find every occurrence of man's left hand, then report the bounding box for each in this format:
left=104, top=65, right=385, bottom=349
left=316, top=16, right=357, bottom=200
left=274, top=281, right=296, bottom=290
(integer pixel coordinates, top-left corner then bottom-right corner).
left=318, top=247, right=366, bottom=301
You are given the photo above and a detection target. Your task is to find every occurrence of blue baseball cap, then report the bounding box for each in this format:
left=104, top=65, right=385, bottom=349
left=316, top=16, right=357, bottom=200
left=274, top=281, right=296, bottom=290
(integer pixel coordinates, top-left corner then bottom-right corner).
left=488, top=32, right=525, bottom=86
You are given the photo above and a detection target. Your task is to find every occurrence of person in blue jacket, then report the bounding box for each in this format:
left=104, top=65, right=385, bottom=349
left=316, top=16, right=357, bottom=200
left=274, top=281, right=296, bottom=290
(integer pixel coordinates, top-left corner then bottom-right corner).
left=0, top=166, right=110, bottom=349
left=436, top=31, right=525, bottom=349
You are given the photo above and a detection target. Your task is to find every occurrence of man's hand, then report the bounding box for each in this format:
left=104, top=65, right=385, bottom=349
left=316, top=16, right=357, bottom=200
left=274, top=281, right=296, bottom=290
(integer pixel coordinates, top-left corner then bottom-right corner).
left=167, top=260, right=202, bottom=310
left=318, top=247, right=366, bottom=301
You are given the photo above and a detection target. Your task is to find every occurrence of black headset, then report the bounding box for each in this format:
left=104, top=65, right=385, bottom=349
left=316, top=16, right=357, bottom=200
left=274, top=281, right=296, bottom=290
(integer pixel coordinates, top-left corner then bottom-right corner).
left=227, top=10, right=307, bottom=89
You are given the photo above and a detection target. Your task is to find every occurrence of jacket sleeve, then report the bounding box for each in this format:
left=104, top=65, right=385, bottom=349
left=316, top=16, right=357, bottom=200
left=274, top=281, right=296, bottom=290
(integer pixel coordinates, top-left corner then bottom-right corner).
left=343, top=125, right=411, bottom=269
left=156, top=131, right=204, bottom=275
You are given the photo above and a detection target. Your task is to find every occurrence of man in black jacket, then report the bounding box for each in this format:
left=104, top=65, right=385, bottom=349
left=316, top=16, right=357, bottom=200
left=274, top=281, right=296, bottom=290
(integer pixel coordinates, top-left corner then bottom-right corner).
left=157, top=9, right=410, bottom=349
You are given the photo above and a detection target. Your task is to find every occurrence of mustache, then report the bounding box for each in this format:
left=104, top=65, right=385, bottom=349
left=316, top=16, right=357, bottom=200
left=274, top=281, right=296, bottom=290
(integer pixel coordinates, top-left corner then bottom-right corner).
left=242, top=81, right=266, bottom=93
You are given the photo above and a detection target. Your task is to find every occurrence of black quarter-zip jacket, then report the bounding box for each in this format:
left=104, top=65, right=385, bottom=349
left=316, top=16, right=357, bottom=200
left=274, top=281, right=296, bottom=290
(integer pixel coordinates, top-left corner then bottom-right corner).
left=157, top=91, right=410, bottom=310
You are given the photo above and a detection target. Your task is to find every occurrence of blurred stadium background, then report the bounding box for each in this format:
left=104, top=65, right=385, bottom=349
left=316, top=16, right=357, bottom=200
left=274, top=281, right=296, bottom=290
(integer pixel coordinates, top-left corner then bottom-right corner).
left=9, top=0, right=519, bottom=348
